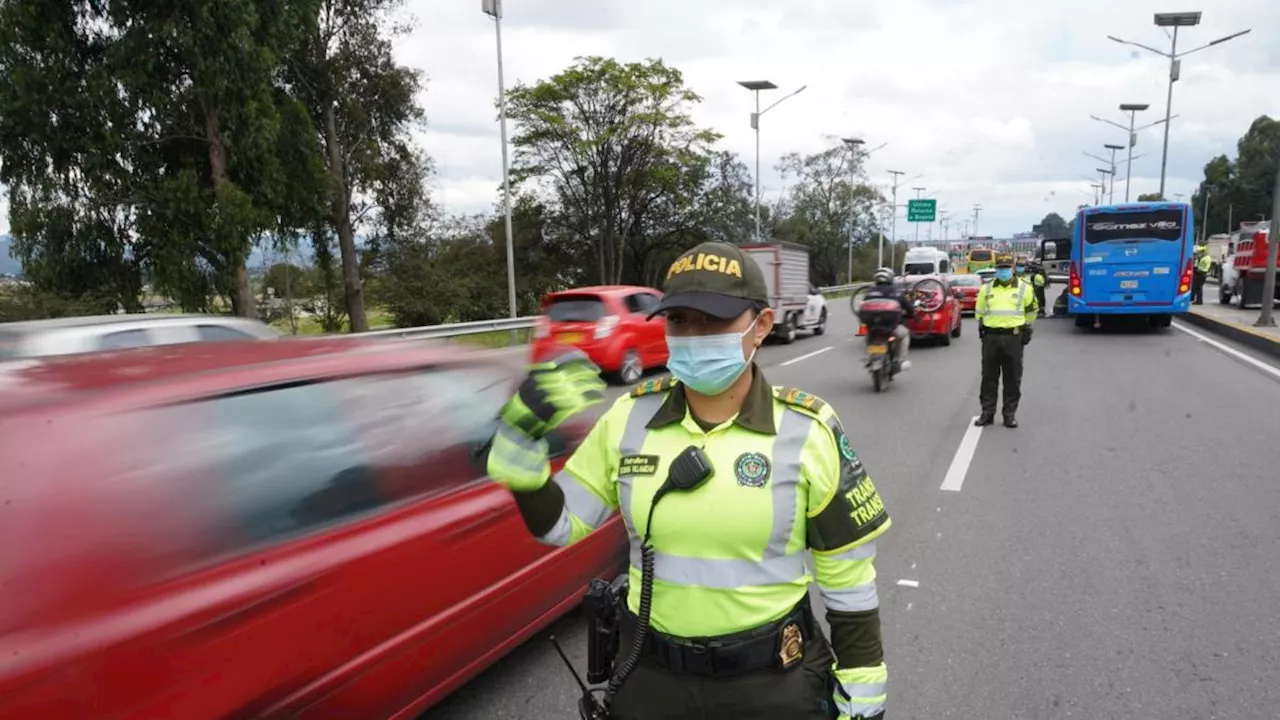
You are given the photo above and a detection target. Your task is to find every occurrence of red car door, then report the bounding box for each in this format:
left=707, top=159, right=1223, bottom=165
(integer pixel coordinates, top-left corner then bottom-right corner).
left=635, top=291, right=667, bottom=365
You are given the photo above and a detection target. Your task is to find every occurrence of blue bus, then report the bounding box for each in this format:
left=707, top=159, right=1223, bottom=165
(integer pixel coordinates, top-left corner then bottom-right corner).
left=1061, top=202, right=1195, bottom=328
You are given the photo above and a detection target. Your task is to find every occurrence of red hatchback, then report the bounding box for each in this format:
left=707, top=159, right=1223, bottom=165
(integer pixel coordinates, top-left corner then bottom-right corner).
left=949, top=274, right=984, bottom=314
left=531, top=286, right=668, bottom=384
left=0, top=339, right=626, bottom=719
left=899, top=275, right=963, bottom=346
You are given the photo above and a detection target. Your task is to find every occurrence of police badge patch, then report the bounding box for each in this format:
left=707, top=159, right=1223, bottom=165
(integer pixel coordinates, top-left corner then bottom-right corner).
left=838, top=432, right=857, bottom=463
left=734, top=452, right=771, bottom=488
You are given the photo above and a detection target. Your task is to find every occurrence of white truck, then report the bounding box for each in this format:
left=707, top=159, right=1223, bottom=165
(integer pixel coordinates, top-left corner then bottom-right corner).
left=902, top=246, right=953, bottom=276
left=741, top=242, right=827, bottom=344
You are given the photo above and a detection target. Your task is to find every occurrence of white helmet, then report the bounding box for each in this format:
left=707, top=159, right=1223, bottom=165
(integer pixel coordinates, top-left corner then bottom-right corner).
left=873, top=267, right=894, bottom=285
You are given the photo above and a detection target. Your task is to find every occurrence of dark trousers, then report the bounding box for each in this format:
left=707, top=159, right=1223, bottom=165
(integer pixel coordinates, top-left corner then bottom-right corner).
left=1192, top=270, right=1207, bottom=303
left=980, top=332, right=1024, bottom=418
left=609, top=629, right=837, bottom=719
left=1034, top=285, right=1047, bottom=316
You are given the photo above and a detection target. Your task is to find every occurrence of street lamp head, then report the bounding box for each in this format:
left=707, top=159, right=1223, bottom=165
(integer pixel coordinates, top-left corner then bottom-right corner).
left=1120, top=103, right=1150, bottom=111
left=481, top=0, right=501, bottom=18
left=842, top=137, right=865, bottom=147
left=1154, top=11, right=1201, bottom=27
left=1104, top=143, right=1125, bottom=151
left=737, top=80, right=778, bottom=91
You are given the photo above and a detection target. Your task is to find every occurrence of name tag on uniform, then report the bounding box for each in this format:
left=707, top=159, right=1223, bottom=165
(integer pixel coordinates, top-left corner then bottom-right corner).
left=619, top=454, right=659, bottom=476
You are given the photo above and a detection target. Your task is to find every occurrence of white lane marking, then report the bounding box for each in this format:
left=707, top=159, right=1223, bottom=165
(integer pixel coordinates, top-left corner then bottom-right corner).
left=1172, top=321, right=1280, bottom=380
left=897, top=579, right=920, bottom=588
left=779, top=345, right=833, bottom=366
left=940, top=416, right=985, bottom=492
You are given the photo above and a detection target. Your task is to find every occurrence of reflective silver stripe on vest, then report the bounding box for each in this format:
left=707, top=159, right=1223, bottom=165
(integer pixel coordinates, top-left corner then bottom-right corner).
left=835, top=696, right=886, bottom=719
left=837, top=680, right=887, bottom=700
left=553, top=469, right=611, bottom=529
left=616, top=394, right=664, bottom=538
left=763, top=408, right=810, bottom=559
left=494, top=422, right=549, bottom=475
left=539, top=507, right=573, bottom=547
left=629, top=545, right=808, bottom=588
left=819, top=581, right=879, bottom=612
left=824, top=540, right=876, bottom=562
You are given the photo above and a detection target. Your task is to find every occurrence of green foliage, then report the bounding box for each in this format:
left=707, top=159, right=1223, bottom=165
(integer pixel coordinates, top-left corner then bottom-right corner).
left=503, top=56, right=727, bottom=286
left=1191, top=116, right=1279, bottom=239
left=1033, top=213, right=1070, bottom=238
left=1137, top=193, right=1164, bottom=202
left=772, top=139, right=886, bottom=285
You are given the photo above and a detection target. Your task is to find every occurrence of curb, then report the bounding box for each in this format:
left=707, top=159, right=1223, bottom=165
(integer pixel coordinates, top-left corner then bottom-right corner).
left=1181, top=309, right=1280, bottom=360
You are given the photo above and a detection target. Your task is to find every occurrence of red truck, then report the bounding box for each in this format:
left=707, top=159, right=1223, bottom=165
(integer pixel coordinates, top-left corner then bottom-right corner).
left=1219, top=221, right=1280, bottom=308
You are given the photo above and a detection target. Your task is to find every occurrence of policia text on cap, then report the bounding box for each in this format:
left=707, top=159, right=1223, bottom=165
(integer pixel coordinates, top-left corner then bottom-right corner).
left=483, top=241, right=891, bottom=720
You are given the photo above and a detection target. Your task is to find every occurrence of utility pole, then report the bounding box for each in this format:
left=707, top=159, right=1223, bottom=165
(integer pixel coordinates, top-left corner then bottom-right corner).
left=912, top=187, right=926, bottom=244
left=885, top=170, right=905, bottom=269
left=1255, top=150, right=1279, bottom=328
left=482, top=0, right=519, bottom=340
left=972, top=204, right=982, bottom=236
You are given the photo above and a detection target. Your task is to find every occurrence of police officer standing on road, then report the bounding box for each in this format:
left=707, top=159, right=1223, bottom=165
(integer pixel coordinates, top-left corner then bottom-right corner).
left=484, top=241, right=891, bottom=720
left=975, top=257, right=1039, bottom=428
left=1192, top=244, right=1212, bottom=304
left=1027, top=261, right=1048, bottom=317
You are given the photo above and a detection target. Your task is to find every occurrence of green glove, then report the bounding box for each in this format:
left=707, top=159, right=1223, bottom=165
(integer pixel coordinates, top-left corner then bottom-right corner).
left=485, top=350, right=607, bottom=493
left=499, top=350, right=607, bottom=440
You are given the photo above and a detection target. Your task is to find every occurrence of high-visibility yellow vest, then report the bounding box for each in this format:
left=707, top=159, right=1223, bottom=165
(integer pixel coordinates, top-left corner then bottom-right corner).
left=1196, top=254, right=1212, bottom=273
left=976, top=279, right=1037, bottom=328
left=545, top=371, right=889, bottom=637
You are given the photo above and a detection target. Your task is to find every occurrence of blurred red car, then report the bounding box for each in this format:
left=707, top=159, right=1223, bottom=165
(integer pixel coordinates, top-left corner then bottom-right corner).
left=0, top=339, right=625, bottom=719
left=949, top=273, right=984, bottom=314
left=531, top=285, right=667, bottom=384
left=899, top=275, right=963, bottom=345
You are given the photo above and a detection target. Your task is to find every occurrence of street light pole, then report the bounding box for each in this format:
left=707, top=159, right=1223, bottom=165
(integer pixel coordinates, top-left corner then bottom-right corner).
left=841, top=138, right=865, bottom=283
left=1104, top=144, right=1124, bottom=203
left=886, top=170, right=904, bottom=269
left=1120, top=104, right=1147, bottom=202
left=482, top=0, right=518, bottom=336
left=912, top=187, right=926, bottom=244
left=1108, top=13, right=1251, bottom=200
left=1255, top=152, right=1279, bottom=328
left=972, top=204, right=982, bottom=237
left=738, top=81, right=806, bottom=242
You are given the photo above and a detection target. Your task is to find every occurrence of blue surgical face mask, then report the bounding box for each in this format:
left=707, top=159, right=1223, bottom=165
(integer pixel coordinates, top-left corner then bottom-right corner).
left=666, top=317, right=759, bottom=396
left=996, top=268, right=1014, bottom=282
left=1016, top=266, right=1025, bottom=274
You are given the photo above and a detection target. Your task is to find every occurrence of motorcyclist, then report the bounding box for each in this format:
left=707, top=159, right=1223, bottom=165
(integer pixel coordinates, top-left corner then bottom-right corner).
left=858, top=267, right=916, bottom=371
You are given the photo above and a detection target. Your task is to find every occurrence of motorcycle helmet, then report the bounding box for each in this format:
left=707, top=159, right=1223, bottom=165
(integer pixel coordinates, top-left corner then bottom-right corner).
left=873, top=267, right=894, bottom=285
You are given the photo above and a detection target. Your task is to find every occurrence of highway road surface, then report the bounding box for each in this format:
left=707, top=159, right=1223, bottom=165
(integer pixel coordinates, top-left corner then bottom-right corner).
left=425, top=289, right=1280, bottom=720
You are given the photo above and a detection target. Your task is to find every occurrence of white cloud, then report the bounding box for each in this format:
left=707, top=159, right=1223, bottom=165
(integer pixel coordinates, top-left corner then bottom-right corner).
left=400, top=0, right=1280, bottom=238
left=2, top=0, right=1276, bottom=244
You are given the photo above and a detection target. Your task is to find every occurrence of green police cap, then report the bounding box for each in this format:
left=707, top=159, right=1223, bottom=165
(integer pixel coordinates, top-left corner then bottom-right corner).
left=996, top=256, right=1015, bottom=268
left=649, top=242, right=770, bottom=320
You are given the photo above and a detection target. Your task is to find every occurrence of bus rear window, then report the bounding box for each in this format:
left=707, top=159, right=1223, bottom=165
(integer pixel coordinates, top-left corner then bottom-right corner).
left=969, top=250, right=992, bottom=262
left=544, top=296, right=608, bottom=322
left=1085, top=209, right=1184, bottom=243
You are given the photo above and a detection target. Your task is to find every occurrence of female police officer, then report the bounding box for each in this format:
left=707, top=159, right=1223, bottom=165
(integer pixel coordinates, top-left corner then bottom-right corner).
left=484, top=241, right=891, bottom=720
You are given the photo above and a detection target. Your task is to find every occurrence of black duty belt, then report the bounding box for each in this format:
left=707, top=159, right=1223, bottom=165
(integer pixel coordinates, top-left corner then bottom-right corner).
left=624, top=596, right=817, bottom=679
left=981, top=326, right=1024, bottom=335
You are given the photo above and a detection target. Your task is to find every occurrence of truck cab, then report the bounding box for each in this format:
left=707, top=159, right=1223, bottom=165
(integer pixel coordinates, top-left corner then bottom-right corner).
left=902, top=247, right=952, bottom=276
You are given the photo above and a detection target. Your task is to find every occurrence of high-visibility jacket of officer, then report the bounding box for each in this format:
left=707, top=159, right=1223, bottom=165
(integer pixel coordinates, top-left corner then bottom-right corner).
left=1027, top=262, right=1048, bottom=317
left=1192, top=245, right=1212, bottom=305
left=975, top=256, right=1038, bottom=429
left=485, top=241, right=891, bottom=720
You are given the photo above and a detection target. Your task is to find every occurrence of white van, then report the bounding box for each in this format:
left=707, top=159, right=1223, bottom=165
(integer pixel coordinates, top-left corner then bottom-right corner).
left=902, top=247, right=951, bottom=276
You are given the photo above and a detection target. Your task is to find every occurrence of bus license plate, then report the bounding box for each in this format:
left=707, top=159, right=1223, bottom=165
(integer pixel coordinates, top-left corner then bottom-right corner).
left=867, top=344, right=888, bottom=356
left=1120, top=280, right=1138, bottom=289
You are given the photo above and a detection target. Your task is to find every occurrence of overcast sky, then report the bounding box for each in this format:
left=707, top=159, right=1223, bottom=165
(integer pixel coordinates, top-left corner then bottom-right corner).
left=2, top=0, right=1278, bottom=240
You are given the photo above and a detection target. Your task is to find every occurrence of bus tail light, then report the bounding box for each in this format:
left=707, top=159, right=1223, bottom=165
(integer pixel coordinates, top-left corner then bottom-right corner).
left=1178, top=259, right=1193, bottom=294
left=1069, top=264, right=1082, bottom=296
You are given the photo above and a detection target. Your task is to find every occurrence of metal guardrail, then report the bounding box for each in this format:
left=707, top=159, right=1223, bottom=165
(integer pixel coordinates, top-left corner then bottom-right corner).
left=357, top=285, right=870, bottom=342
left=358, top=315, right=538, bottom=341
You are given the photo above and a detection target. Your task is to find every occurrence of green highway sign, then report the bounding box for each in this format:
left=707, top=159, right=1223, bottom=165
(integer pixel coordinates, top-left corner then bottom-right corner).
left=907, top=199, right=937, bottom=223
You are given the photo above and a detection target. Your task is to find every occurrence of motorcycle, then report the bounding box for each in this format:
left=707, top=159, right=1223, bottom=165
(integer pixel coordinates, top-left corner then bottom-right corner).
left=851, top=277, right=946, bottom=392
